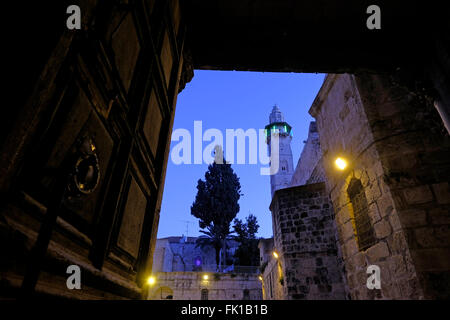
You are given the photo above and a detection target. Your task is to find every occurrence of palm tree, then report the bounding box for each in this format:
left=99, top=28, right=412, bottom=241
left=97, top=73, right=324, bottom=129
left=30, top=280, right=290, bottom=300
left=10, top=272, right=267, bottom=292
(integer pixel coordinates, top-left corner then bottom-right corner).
left=195, top=224, right=230, bottom=271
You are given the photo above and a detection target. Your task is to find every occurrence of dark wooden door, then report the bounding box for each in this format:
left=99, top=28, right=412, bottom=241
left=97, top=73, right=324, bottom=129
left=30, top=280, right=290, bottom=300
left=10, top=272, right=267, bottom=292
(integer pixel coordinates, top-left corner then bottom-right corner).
left=0, top=0, right=192, bottom=299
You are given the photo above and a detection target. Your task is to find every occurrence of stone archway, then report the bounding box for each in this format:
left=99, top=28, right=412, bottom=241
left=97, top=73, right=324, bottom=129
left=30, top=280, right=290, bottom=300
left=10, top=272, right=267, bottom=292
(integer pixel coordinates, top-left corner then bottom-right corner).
left=0, top=0, right=449, bottom=300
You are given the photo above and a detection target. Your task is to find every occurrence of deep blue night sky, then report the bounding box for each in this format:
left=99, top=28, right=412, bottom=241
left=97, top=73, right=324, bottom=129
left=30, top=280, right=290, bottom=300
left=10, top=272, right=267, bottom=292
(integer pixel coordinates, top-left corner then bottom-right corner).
left=157, top=70, right=325, bottom=239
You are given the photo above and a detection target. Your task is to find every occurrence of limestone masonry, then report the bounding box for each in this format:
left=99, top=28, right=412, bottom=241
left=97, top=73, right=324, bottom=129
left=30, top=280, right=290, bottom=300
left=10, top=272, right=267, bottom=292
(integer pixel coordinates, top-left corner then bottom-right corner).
left=261, top=74, right=450, bottom=299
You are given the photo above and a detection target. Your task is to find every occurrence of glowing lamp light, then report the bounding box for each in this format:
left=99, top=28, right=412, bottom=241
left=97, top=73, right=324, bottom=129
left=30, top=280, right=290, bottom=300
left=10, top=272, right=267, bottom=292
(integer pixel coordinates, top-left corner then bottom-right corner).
left=203, top=274, right=209, bottom=280
left=335, top=157, right=348, bottom=171
left=272, top=251, right=279, bottom=259
left=147, top=276, right=156, bottom=286
left=258, top=275, right=263, bottom=281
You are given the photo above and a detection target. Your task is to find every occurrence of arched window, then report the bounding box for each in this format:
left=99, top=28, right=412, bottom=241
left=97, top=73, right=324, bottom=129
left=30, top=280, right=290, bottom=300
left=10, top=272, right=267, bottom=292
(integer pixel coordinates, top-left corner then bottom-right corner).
left=281, top=160, right=288, bottom=172
left=347, top=178, right=376, bottom=251
left=201, top=289, right=208, bottom=300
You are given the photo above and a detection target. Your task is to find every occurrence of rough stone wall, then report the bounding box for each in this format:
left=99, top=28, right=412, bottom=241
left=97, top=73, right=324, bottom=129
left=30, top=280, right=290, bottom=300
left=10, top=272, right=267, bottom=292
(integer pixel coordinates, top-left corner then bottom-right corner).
left=354, top=74, right=450, bottom=299
left=270, top=183, right=347, bottom=299
left=306, top=158, right=327, bottom=185
left=153, top=237, right=239, bottom=272
left=309, top=73, right=450, bottom=299
left=258, top=238, right=284, bottom=300
left=153, top=239, right=174, bottom=273
left=148, top=272, right=262, bottom=300
left=290, top=122, right=322, bottom=187
left=169, top=240, right=219, bottom=271
left=258, top=238, right=274, bottom=266
left=261, top=258, right=284, bottom=300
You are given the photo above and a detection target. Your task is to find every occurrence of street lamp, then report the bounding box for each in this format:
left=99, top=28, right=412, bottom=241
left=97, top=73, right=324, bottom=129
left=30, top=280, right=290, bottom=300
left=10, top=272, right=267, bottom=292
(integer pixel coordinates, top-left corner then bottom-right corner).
left=335, top=157, right=348, bottom=171
left=147, top=276, right=156, bottom=286
left=272, top=251, right=279, bottom=259
left=203, top=274, right=209, bottom=281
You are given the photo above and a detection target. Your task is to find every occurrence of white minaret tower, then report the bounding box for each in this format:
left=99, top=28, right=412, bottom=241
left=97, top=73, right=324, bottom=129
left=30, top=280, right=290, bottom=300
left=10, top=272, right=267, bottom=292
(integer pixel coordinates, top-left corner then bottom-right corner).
left=266, top=105, right=294, bottom=196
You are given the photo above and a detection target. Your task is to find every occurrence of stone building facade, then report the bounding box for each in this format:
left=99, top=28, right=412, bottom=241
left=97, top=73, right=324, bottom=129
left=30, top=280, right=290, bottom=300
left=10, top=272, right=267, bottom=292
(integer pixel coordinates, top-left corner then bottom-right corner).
left=263, top=108, right=347, bottom=300
left=269, top=183, right=347, bottom=299
left=290, top=122, right=323, bottom=187
left=148, top=272, right=262, bottom=300
left=258, top=238, right=284, bottom=300
left=309, top=74, right=450, bottom=299
left=150, top=236, right=262, bottom=300
left=265, top=72, right=449, bottom=300
left=153, top=236, right=239, bottom=273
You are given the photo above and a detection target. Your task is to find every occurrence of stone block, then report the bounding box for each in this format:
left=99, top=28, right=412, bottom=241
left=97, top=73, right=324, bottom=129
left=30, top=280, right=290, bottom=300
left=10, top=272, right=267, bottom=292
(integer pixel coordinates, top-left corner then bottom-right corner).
left=398, top=209, right=427, bottom=228
left=366, top=180, right=383, bottom=203
left=355, top=270, right=368, bottom=288
left=340, top=220, right=355, bottom=242
left=346, top=252, right=366, bottom=275
left=388, top=209, right=402, bottom=232
left=398, top=277, right=423, bottom=299
left=365, top=242, right=390, bottom=263
left=374, top=220, right=392, bottom=239
left=410, top=248, right=450, bottom=272
left=368, top=203, right=382, bottom=224
left=429, top=207, right=450, bottom=225
left=432, top=183, right=450, bottom=204
left=435, top=225, right=450, bottom=245
left=388, top=255, right=407, bottom=278
left=346, top=273, right=357, bottom=289
left=403, top=252, right=417, bottom=275
left=343, top=239, right=359, bottom=259
left=359, top=170, right=371, bottom=188
left=336, top=205, right=351, bottom=226
left=414, top=227, right=442, bottom=248
left=375, top=195, right=395, bottom=218
left=387, top=231, right=409, bottom=255
left=377, top=260, right=393, bottom=285
left=402, top=185, right=434, bottom=205
left=337, top=192, right=350, bottom=209
left=381, top=281, right=402, bottom=300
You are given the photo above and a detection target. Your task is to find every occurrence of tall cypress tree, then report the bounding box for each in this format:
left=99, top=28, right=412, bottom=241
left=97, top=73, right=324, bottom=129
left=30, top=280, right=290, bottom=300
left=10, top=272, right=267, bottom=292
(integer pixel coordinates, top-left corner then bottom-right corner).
left=191, top=150, right=242, bottom=271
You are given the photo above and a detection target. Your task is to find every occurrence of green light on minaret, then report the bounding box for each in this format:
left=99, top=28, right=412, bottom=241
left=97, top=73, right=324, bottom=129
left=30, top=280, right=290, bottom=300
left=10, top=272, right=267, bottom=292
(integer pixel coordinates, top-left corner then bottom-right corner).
left=284, top=125, right=287, bottom=132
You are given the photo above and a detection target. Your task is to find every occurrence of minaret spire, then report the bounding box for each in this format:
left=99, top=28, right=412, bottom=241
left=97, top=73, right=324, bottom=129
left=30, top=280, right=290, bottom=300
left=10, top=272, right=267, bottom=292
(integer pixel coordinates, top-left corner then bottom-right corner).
left=266, top=105, right=294, bottom=196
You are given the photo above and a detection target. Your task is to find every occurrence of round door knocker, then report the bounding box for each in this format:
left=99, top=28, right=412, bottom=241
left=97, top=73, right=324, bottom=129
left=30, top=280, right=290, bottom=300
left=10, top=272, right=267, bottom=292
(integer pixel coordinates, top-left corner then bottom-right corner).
left=72, top=137, right=100, bottom=195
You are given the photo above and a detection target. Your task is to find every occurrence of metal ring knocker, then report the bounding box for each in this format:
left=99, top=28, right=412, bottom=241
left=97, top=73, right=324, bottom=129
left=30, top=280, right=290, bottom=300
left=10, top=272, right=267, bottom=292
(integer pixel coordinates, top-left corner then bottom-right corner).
left=72, top=137, right=100, bottom=195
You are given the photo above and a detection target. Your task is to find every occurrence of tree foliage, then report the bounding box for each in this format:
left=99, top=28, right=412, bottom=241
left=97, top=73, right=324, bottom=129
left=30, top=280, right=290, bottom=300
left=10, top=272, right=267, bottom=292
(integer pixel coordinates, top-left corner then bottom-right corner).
left=232, top=214, right=260, bottom=267
left=191, top=152, right=242, bottom=269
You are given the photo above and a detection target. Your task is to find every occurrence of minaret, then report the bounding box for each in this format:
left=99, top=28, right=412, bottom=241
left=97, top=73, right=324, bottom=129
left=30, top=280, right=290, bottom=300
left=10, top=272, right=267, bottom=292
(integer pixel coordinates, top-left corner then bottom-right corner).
left=265, top=105, right=294, bottom=196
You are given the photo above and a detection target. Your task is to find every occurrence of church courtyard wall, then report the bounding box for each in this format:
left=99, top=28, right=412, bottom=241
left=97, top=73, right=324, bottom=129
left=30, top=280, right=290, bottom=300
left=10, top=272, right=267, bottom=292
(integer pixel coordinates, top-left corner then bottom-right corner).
left=310, top=73, right=450, bottom=299
left=148, top=272, right=262, bottom=300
